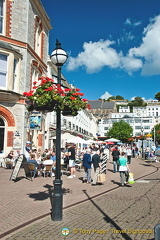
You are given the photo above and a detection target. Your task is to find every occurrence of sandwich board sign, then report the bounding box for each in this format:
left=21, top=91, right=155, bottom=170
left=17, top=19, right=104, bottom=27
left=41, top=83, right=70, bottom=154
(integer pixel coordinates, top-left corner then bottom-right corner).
left=10, top=155, right=30, bottom=181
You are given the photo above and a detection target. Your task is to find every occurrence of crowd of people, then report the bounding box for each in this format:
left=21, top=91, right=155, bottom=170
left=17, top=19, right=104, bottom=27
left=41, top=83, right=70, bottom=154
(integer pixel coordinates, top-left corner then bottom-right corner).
left=4, top=141, right=159, bottom=185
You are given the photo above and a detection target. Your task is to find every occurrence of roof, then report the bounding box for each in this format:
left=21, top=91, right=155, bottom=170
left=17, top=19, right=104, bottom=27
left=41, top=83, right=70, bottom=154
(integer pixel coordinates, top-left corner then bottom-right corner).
left=88, top=100, right=115, bottom=110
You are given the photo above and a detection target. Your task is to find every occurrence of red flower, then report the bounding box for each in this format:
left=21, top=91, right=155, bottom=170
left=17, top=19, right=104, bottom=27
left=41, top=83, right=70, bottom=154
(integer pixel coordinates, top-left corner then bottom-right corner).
left=78, top=93, right=84, bottom=96
left=64, top=88, right=71, bottom=92
left=72, top=92, right=79, bottom=96
left=23, top=92, right=28, bottom=96
left=41, top=79, right=47, bottom=84
left=33, top=86, right=37, bottom=89
left=70, top=96, right=76, bottom=100
left=75, top=88, right=80, bottom=91
left=82, top=99, right=88, bottom=102
left=33, top=81, right=37, bottom=85
left=87, top=104, right=91, bottom=109
left=27, top=91, right=34, bottom=97
left=44, top=87, right=53, bottom=91
left=61, top=94, right=66, bottom=96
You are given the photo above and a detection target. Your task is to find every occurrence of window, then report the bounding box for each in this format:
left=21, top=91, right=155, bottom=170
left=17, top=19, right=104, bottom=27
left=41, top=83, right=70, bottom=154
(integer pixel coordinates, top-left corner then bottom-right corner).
left=0, top=117, right=5, bottom=154
left=0, top=0, right=4, bottom=34
left=31, top=67, right=40, bottom=87
left=0, top=53, right=7, bottom=89
left=13, top=58, right=18, bottom=91
left=34, top=17, right=43, bottom=57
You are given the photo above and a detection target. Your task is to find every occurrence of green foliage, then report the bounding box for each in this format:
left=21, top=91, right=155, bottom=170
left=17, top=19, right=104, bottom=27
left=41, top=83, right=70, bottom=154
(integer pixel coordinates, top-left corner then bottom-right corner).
left=128, top=96, right=147, bottom=112
left=155, top=92, right=160, bottom=101
left=106, top=95, right=124, bottom=101
left=106, top=120, right=133, bottom=142
left=115, top=95, right=124, bottom=100
left=151, top=124, right=160, bottom=143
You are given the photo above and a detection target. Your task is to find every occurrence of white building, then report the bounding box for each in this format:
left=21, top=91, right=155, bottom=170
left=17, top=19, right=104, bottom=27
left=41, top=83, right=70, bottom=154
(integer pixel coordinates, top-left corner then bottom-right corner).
left=45, top=109, right=98, bottom=149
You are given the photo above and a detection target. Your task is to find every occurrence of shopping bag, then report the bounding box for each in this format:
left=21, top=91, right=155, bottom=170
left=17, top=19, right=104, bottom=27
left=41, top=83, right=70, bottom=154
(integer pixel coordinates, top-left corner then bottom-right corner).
left=128, top=172, right=135, bottom=184
left=97, top=173, right=106, bottom=183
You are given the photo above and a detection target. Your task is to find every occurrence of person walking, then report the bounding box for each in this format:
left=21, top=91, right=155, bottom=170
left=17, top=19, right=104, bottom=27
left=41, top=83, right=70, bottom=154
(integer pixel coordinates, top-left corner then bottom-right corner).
left=67, top=143, right=76, bottom=178
left=118, top=152, right=129, bottom=187
left=82, top=150, right=92, bottom=183
left=111, top=147, right=120, bottom=173
left=92, top=150, right=101, bottom=186
left=126, top=146, right=132, bottom=164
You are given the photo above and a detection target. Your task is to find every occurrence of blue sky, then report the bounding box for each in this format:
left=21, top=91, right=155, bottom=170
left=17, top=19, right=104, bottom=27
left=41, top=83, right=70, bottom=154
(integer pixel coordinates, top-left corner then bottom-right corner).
left=41, top=0, right=160, bottom=101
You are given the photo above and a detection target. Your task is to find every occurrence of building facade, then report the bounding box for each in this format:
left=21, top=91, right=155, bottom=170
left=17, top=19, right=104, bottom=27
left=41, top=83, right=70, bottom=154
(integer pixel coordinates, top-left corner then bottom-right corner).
left=0, top=0, right=51, bottom=163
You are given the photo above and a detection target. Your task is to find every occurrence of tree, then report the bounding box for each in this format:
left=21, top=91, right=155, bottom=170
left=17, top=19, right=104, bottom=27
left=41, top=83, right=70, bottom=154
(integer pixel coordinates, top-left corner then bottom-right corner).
left=106, top=96, right=116, bottom=101
left=128, top=96, right=147, bottom=112
left=151, top=124, right=160, bottom=144
left=115, top=95, right=124, bottom=100
left=106, top=120, right=133, bottom=142
left=155, top=92, right=160, bottom=101
left=106, top=95, right=124, bottom=101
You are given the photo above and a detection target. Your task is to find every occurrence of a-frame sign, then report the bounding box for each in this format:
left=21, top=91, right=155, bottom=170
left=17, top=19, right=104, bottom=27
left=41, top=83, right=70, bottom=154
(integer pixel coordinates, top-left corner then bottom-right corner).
left=10, top=154, right=30, bottom=181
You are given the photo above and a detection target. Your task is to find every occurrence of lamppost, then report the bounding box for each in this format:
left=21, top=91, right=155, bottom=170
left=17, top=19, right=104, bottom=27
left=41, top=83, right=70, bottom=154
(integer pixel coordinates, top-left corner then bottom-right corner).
left=50, top=40, right=68, bottom=221
left=141, top=127, right=144, bottom=158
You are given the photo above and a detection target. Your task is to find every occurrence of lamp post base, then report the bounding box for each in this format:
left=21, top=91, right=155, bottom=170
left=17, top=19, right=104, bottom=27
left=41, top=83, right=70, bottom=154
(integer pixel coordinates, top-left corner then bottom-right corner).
left=52, top=179, right=63, bottom=221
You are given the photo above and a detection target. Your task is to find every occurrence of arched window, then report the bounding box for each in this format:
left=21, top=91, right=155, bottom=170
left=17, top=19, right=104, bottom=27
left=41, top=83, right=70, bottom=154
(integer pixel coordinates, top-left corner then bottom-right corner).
left=0, top=117, right=5, bottom=153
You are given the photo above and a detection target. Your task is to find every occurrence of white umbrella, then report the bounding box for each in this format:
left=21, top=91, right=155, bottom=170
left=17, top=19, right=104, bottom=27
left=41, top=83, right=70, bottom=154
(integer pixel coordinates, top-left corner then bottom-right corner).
left=67, top=136, right=87, bottom=144
left=105, top=138, right=120, bottom=142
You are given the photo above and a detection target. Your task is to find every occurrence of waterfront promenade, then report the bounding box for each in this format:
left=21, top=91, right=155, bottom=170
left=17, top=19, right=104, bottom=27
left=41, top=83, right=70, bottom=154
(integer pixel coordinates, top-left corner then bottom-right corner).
left=0, top=157, right=159, bottom=240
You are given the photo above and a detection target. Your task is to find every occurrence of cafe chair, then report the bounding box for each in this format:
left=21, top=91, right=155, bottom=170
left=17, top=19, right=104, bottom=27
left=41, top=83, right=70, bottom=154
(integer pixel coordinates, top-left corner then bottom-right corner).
left=28, top=163, right=39, bottom=180
left=43, top=164, right=53, bottom=178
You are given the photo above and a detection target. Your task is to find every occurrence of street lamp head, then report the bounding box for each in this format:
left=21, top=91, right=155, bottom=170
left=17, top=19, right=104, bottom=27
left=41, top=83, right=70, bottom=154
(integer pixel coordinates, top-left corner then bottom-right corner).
left=51, top=39, right=68, bottom=66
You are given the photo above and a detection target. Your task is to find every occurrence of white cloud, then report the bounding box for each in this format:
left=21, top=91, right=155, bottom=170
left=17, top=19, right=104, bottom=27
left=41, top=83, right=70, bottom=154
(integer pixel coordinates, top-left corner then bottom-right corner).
left=125, top=18, right=142, bottom=27
left=67, top=40, right=120, bottom=73
left=129, top=15, right=160, bottom=76
left=66, top=15, right=160, bottom=77
left=100, top=91, right=112, bottom=100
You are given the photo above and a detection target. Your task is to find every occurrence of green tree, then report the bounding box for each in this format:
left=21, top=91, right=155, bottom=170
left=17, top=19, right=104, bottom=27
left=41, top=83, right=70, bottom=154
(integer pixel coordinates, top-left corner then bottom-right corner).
left=106, top=96, right=116, bottom=101
left=155, top=92, right=160, bottom=101
left=151, top=124, right=160, bottom=144
left=106, top=120, right=133, bottom=142
left=128, top=96, right=147, bottom=112
left=115, top=95, right=124, bottom=100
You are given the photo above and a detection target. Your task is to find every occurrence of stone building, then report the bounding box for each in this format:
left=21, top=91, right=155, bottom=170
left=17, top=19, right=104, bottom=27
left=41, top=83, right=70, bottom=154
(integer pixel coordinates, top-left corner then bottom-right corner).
left=0, top=0, right=51, bottom=164
left=88, top=100, right=117, bottom=119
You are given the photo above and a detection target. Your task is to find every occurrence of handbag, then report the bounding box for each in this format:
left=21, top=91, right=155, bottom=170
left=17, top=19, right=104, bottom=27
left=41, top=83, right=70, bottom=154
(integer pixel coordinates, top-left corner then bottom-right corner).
left=128, top=172, right=135, bottom=184
left=97, top=173, right=106, bottom=183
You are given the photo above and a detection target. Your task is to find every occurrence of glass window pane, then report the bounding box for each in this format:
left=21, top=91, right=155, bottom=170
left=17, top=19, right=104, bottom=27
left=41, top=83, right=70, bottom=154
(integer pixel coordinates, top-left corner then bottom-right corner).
left=0, top=0, right=4, bottom=34
left=0, top=54, right=7, bottom=88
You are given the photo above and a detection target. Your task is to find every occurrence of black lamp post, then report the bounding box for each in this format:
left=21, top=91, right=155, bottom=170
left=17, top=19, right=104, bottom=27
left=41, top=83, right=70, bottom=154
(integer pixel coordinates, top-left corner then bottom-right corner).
left=141, top=127, right=144, bottom=158
left=50, top=40, right=68, bottom=221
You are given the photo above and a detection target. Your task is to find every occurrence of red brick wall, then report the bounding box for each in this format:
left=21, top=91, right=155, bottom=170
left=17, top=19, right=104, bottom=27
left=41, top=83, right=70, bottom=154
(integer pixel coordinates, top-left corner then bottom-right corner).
left=7, top=131, right=13, bottom=147
left=38, top=134, right=43, bottom=147
left=6, top=0, right=12, bottom=37
left=0, top=106, right=15, bottom=127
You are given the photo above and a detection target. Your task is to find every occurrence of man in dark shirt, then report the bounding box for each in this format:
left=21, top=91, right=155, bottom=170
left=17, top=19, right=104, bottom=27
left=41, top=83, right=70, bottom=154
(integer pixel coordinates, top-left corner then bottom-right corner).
left=112, top=147, right=120, bottom=173
left=67, top=143, right=76, bottom=178
left=92, top=150, right=101, bottom=185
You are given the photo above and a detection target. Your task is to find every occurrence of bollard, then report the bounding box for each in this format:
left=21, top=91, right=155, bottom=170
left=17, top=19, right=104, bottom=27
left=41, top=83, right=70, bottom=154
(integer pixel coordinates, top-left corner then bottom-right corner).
left=154, top=223, right=160, bottom=240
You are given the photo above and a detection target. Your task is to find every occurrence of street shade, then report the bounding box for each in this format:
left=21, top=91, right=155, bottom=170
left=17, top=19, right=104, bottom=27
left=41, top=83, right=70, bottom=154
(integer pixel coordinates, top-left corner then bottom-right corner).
left=50, top=40, right=68, bottom=221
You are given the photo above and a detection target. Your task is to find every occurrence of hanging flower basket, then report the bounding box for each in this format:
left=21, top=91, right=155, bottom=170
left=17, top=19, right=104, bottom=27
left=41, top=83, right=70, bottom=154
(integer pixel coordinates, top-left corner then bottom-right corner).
left=34, top=100, right=57, bottom=112
left=62, top=106, right=78, bottom=117
left=23, top=77, right=91, bottom=114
